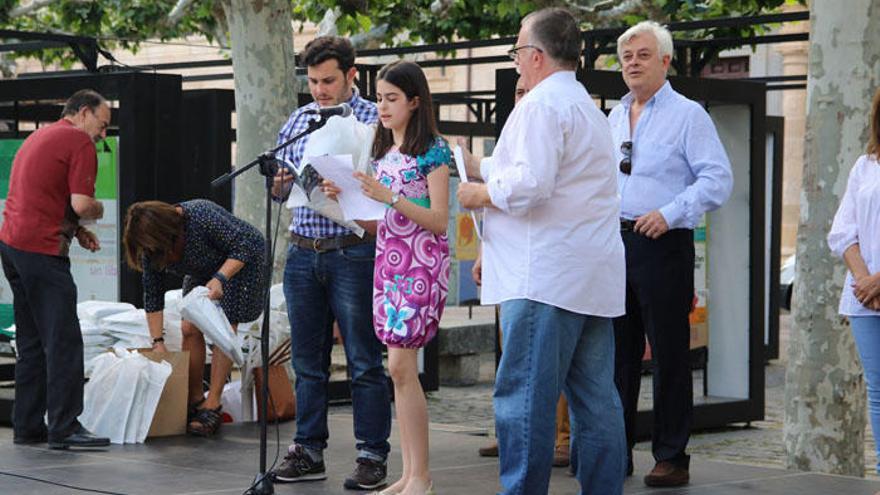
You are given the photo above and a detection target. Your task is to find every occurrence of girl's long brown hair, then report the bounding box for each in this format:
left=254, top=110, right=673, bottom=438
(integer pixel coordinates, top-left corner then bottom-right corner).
left=123, top=201, right=184, bottom=272
left=371, top=60, right=438, bottom=161
left=869, top=87, right=880, bottom=158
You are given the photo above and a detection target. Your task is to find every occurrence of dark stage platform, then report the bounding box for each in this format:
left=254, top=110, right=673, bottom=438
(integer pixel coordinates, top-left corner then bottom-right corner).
left=1, top=414, right=879, bottom=494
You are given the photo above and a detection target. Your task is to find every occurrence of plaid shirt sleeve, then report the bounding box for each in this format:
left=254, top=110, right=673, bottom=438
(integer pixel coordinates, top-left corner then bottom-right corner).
left=276, top=94, right=378, bottom=238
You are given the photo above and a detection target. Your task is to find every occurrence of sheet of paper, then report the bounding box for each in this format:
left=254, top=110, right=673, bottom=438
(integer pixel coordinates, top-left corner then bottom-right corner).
left=307, top=154, right=387, bottom=221
left=453, top=145, right=482, bottom=240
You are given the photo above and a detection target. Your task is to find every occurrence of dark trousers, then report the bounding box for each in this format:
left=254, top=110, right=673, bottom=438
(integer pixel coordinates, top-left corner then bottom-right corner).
left=613, top=228, right=694, bottom=468
left=0, top=241, right=83, bottom=441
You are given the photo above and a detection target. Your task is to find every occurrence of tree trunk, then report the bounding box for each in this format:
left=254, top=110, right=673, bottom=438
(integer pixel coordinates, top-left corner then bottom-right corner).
left=222, top=0, right=297, bottom=282
left=784, top=0, right=880, bottom=476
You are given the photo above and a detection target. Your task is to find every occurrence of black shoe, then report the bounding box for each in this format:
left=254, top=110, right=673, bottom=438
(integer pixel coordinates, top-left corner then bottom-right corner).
left=270, top=444, right=327, bottom=483
left=48, top=426, right=110, bottom=450
left=343, top=457, right=387, bottom=490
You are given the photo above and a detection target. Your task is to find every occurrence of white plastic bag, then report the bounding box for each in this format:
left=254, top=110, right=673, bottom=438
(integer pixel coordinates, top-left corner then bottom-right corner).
left=77, top=301, right=136, bottom=325
left=80, top=349, right=142, bottom=444
left=125, top=356, right=171, bottom=443
left=179, top=286, right=244, bottom=366
left=80, top=349, right=172, bottom=444
left=285, top=114, right=375, bottom=236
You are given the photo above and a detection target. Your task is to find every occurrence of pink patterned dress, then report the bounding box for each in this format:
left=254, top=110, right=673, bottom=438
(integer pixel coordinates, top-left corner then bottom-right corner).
left=373, top=138, right=451, bottom=348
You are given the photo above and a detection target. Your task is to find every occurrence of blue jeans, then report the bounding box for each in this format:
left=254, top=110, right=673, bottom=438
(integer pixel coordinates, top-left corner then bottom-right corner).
left=851, top=316, right=880, bottom=473
left=284, top=242, right=391, bottom=459
left=495, top=299, right=626, bottom=495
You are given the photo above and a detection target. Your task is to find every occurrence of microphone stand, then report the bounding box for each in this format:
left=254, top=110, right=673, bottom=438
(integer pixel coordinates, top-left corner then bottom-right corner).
left=211, top=116, right=328, bottom=495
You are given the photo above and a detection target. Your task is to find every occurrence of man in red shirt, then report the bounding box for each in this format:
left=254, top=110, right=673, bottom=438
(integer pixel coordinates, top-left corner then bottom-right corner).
left=0, top=89, right=110, bottom=449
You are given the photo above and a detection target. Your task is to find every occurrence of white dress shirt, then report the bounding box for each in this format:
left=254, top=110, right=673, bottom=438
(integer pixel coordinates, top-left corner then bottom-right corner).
left=478, top=71, right=625, bottom=317
left=608, top=81, right=733, bottom=229
left=828, top=154, right=880, bottom=317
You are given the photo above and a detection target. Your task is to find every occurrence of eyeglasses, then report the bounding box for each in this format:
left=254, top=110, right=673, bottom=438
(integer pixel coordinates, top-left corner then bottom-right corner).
left=619, top=141, right=633, bottom=174
left=507, top=44, right=543, bottom=60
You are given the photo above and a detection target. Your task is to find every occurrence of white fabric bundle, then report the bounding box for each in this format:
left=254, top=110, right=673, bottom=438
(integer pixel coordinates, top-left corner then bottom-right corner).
left=79, top=348, right=172, bottom=444
left=179, top=286, right=244, bottom=366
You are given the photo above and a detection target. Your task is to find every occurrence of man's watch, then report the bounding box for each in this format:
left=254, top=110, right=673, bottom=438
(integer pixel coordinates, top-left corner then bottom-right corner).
left=388, top=192, right=401, bottom=207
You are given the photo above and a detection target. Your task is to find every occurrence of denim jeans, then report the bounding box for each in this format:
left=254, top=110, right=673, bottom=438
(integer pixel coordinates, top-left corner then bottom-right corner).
left=495, top=299, right=626, bottom=495
left=284, top=242, right=391, bottom=459
left=850, top=316, right=880, bottom=473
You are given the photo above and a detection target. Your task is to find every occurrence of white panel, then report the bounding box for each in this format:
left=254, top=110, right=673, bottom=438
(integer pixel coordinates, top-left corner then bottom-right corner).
left=706, top=105, right=752, bottom=400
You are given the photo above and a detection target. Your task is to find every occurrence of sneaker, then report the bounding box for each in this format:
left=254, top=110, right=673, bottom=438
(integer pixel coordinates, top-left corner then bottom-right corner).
left=270, top=444, right=327, bottom=483
left=343, top=457, right=387, bottom=490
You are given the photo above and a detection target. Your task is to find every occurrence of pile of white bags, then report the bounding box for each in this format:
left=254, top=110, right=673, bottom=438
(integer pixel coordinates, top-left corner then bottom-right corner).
left=79, top=348, right=171, bottom=444
left=77, top=301, right=151, bottom=375
left=179, top=286, right=244, bottom=366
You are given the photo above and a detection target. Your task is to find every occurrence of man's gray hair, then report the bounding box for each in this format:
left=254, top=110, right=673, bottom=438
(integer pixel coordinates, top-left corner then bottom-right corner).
left=522, top=8, right=581, bottom=70
left=617, top=20, right=674, bottom=60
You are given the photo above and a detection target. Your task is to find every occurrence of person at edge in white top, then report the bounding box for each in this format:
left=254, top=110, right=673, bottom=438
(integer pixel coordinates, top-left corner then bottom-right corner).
left=607, top=20, right=733, bottom=489
left=828, top=87, right=880, bottom=475
left=457, top=7, right=626, bottom=495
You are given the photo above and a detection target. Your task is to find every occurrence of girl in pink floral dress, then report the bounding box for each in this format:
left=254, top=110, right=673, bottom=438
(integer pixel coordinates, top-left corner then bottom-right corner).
left=326, top=60, right=449, bottom=495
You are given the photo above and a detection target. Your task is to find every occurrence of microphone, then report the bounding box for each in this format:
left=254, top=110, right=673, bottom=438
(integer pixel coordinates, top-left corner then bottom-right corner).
left=306, top=103, right=353, bottom=119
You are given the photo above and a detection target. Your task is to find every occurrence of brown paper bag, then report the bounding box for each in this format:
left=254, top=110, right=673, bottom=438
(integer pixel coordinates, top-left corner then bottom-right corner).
left=253, top=365, right=296, bottom=422
left=140, top=350, right=190, bottom=438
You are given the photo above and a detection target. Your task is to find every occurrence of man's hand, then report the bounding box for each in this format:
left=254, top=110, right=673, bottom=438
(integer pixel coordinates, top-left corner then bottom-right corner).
left=272, top=167, right=294, bottom=198
left=455, top=137, right=482, bottom=181
left=354, top=171, right=393, bottom=205
left=472, top=253, right=482, bottom=286
left=634, top=210, right=669, bottom=239
left=853, top=273, right=880, bottom=306
left=321, top=179, right=342, bottom=201
left=151, top=342, right=168, bottom=354
left=206, top=277, right=224, bottom=301
left=457, top=183, right=491, bottom=210
left=75, top=228, right=100, bottom=252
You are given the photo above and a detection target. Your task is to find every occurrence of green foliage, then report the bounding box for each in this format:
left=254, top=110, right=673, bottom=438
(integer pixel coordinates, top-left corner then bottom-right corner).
left=0, top=0, right=806, bottom=67
left=1, top=0, right=224, bottom=67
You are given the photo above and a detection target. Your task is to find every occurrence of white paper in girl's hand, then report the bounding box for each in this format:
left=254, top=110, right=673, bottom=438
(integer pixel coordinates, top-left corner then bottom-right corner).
left=453, top=145, right=483, bottom=240
left=307, top=154, right=387, bottom=221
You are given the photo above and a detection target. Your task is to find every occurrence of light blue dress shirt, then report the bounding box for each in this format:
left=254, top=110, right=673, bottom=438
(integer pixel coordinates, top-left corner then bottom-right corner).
left=608, top=81, right=733, bottom=230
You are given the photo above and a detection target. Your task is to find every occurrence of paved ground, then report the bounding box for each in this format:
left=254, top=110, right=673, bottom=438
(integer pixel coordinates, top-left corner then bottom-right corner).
left=409, top=312, right=880, bottom=479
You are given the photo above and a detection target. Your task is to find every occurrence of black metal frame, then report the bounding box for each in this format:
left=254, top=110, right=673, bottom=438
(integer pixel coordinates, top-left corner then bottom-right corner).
left=4, top=12, right=809, bottom=139
left=765, top=116, right=785, bottom=361
left=495, top=67, right=767, bottom=433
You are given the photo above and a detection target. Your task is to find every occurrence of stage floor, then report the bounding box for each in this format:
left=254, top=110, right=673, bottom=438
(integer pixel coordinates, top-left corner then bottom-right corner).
left=1, top=414, right=879, bottom=495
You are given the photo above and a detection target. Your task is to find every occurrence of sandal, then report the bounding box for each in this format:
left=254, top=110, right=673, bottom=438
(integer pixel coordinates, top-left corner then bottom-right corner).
left=187, top=398, right=206, bottom=423
left=187, top=405, right=223, bottom=437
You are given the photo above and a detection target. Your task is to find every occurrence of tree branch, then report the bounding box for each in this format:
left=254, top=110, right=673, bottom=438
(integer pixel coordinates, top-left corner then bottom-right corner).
left=10, top=0, right=90, bottom=18
left=316, top=8, right=341, bottom=37
left=168, top=0, right=197, bottom=24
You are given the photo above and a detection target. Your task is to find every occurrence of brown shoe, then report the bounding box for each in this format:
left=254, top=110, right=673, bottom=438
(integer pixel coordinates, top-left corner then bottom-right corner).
left=478, top=441, right=498, bottom=457
left=643, top=461, right=689, bottom=487
left=552, top=446, right=570, bottom=467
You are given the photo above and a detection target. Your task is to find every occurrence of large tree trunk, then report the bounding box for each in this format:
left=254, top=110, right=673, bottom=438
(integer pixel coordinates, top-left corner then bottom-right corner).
left=222, top=0, right=297, bottom=281
left=784, top=0, right=880, bottom=476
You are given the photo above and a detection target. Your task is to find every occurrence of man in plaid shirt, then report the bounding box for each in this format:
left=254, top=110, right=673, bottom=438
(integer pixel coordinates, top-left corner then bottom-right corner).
left=269, top=36, right=391, bottom=491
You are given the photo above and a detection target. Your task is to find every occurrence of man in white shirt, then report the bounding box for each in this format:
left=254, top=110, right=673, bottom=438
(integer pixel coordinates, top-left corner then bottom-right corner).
left=458, top=7, right=626, bottom=494
left=609, top=21, right=733, bottom=488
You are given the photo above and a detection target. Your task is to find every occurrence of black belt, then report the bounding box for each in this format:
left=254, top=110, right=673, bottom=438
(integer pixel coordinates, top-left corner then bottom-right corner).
left=289, top=232, right=374, bottom=252
left=620, top=219, right=636, bottom=232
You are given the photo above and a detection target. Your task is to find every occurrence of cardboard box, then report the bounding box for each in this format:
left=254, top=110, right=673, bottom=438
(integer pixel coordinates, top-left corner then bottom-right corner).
left=140, top=350, right=189, bottom=438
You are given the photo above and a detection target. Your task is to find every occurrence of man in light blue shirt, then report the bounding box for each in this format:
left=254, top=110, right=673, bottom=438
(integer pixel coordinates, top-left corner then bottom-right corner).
left=608, top=20, right=732, bottom=488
